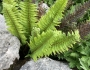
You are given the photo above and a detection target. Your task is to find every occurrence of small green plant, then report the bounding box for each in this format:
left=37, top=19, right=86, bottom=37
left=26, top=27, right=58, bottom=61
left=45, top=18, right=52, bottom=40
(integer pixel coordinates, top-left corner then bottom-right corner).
left=3, top=0, right=80, bottom=61
left=58, top=34, right=90, bottom=70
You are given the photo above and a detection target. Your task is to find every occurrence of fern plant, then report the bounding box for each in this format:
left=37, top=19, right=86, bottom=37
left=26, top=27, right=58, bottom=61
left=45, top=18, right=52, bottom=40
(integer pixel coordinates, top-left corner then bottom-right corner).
left=3, top=0, right=80, bottom=61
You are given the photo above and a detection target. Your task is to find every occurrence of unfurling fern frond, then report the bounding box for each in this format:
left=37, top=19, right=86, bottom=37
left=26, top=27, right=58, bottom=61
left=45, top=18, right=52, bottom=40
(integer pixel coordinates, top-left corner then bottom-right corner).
left=37, top=0, right=68, bottom=32
left=3, top=1, right=26, bottom=45
left=19, top=0, right=37, bottom=37
left=29, top=30, right=80, bottom=60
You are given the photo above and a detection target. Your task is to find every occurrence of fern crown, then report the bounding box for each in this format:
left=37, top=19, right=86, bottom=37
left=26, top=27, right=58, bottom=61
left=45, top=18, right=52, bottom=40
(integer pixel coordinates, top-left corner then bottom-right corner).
left=3, top=0, right=80, bottom=60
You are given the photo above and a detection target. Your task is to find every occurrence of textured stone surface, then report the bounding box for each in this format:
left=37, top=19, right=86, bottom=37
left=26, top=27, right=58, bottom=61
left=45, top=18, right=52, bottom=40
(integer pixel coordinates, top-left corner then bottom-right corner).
left=0, top=14, right=7, bottom=30
left=0, top=30, right=20, bottom=70
left=20, top=57, right=72, bottom=70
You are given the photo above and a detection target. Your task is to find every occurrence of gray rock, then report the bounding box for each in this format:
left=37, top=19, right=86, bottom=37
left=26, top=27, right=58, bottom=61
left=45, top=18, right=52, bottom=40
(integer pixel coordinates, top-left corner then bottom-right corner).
left=0, top=14, right=7, bottom=30
left=20, top=57, right=72, bottom=70
left=0, top=30, right=20, bottom=70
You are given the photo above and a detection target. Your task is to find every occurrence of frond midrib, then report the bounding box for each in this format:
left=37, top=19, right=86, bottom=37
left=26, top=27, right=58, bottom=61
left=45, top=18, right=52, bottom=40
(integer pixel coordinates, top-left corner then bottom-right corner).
left=31, top=32, right=54, bottom=53
left=27, top=2, right=31, bottom=35
left=5, top=8, right=21, bottom=39
left=37, top=0, right=68, bottom=32
left=45, top=1, right=66, bottom=31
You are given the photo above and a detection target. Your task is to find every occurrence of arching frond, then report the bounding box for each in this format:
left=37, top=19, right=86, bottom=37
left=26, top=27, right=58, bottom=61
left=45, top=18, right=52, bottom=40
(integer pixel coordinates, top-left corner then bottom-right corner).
left=37, top=0, right=68, bottom=32
left=29, top=30, right=80, bottom=61
left=3, top=2, right=26, bottom=45
left=19, top=0, right=37, bottom=37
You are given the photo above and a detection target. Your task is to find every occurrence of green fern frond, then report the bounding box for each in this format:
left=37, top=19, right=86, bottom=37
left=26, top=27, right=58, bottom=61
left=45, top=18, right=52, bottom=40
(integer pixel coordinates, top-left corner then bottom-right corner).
left=3, top=0, right=14, bottom=4
left=3, top=3, right=26, bottom=45
left=37, top=0, right=68, bottom=32
left=19, top=0, right=37, bottom=36
left=29, top=30, right=80, bottom=60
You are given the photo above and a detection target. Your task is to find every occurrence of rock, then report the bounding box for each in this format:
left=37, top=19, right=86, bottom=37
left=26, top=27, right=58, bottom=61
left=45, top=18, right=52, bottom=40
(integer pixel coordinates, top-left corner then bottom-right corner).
left=0, top=14, right=7, bottom=30
left=20, top=57, right=72, bottom=70
left=0, top=30, right=20, bottom=70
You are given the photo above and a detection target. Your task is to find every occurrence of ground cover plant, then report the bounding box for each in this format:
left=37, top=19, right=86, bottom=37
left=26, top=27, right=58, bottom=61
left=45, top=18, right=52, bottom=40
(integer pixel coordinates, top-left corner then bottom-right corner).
left=58, top=33, right=90, bottom=70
